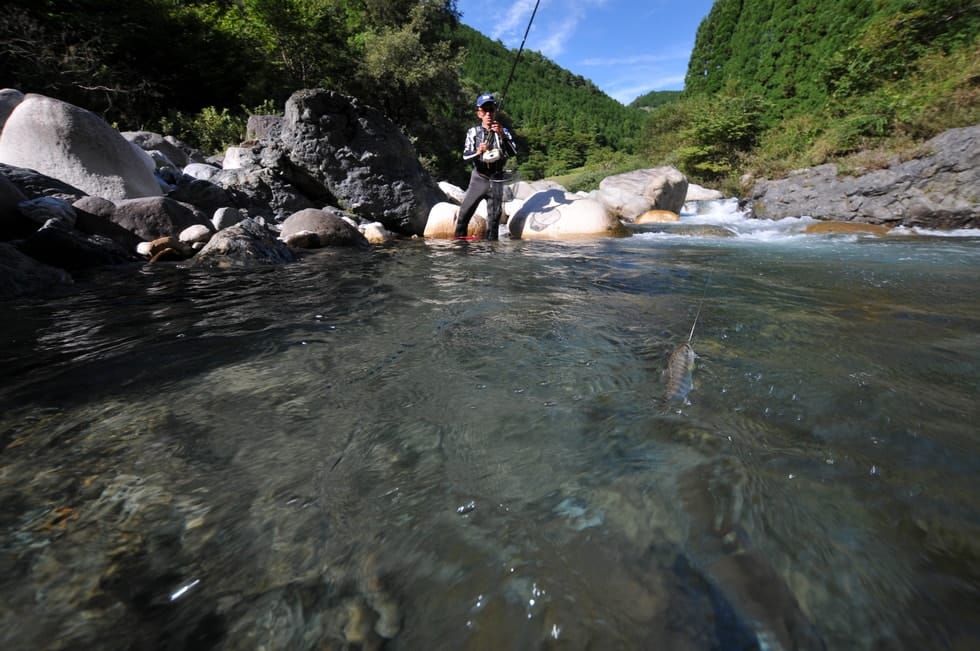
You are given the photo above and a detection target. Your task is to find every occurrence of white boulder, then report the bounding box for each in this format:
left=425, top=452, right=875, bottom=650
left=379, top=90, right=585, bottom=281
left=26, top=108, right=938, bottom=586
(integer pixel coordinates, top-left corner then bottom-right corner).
left=593, top=166, right=688, bottom=220
left=424, top=202, right=486, bottom=239
left=508, top=189, right=623, bottom=240
left=0, top=94, right=162, bottom=200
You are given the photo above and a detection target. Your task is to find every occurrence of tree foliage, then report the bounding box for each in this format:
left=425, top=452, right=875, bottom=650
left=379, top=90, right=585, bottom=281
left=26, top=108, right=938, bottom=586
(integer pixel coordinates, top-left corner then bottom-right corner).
left=663, top=0, right=980, bottom=192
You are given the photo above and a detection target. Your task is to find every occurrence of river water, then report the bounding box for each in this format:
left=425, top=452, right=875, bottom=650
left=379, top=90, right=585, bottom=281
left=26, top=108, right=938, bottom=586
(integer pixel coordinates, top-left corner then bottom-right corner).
left=2, top=203, right=978, bottom=650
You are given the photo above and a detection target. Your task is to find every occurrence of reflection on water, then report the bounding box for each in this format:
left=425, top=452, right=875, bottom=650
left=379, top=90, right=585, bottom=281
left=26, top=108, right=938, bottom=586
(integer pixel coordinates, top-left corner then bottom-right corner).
left=1, top=229, right=978, bottom=650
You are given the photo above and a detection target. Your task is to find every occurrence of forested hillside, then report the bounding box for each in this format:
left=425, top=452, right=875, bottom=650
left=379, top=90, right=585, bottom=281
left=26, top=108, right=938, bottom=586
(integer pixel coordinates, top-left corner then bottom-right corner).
left=630, top=91, right=682, bottom=111
left=642, top=0, right=980, bottom=191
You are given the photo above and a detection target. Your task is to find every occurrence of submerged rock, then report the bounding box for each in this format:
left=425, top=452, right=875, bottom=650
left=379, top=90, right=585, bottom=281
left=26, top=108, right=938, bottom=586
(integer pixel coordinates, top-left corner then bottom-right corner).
left=193, top=218, right=296, bottom=266
left=804, top=221, right=892, bottom=236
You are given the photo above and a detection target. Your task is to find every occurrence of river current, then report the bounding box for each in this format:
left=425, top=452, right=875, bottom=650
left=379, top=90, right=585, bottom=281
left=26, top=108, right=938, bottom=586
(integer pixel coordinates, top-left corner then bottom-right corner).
left=2, top=203, right=978, bottom=650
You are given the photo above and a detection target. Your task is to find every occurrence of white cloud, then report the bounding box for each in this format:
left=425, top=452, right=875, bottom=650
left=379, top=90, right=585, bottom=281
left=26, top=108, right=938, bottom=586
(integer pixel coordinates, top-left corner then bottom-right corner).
left=490, top=0, right=543, bottom=42
left=609, top=74, right=687, bottom=104
left=492, top=0, right=609, bottom=57
left=581, top=48, right=692, bottom=67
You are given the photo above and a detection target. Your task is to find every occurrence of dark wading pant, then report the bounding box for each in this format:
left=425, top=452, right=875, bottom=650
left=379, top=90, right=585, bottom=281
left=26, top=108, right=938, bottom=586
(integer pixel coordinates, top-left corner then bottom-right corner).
left=455, top=168, right=504, bottom=240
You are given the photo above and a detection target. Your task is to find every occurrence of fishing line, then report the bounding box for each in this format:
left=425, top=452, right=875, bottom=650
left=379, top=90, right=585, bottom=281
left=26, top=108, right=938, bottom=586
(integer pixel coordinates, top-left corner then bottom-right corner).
left=687, top=274, right=711, bottom=343
left=497, top=0, right=542, bottom=112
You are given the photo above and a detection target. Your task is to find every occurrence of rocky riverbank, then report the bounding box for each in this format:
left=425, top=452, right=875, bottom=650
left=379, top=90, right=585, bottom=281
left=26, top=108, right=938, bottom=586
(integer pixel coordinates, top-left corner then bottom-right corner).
left=747, top=125, right=979, bottom=229
left=1, top=86, right=976, bottom=301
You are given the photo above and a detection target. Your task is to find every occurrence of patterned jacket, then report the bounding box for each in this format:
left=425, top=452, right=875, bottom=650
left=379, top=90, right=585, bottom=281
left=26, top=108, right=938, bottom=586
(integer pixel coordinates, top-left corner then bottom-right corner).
left=463, top=124, right=518, bottom=176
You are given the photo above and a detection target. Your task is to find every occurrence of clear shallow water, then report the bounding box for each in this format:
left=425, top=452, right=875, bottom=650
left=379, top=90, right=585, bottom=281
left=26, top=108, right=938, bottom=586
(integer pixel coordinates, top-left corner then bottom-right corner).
left=2, top=206, right=978, bottom=650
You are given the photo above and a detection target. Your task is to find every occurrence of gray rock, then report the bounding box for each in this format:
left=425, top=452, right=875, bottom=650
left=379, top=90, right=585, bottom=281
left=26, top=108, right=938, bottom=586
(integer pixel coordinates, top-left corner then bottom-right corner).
left=0, top=241, right=72, bottom=299
left=212, top=165, right=316, bottom=222
left=0, top=94, right=162, bottom=200
left=72, top=197, right=144, bottom=252
left=0, top=162, right=88, bottom=202
left=279, top=207, right=369, bottom=248
left=179, top=223, right=214, bottom=245
left=183, top=163, right=221, bottom=181
left=279, top=89, right=445, bottom=235
left=167, top=176, right=236, bottom=215
left=246, top=115, right=283, bottom=141
left=193, top=218, right=296, bottom=267
left=595, top=167, right=689, bottom=220
left=212, top=206, right=246, bottom=230
left=122, top=130, right=190, bottom=168
left=17, top=196, right=76, bottom=228
left=749, top=125, right=980, bottom=228
left=111, top=196, right=212, bottom=241
left=18, top=218, right=137, bottom=271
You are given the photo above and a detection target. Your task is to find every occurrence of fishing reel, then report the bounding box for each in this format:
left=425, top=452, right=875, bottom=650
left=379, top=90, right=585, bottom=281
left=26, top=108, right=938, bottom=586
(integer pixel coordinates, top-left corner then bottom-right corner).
left=481, top=148, right=502, bottom=163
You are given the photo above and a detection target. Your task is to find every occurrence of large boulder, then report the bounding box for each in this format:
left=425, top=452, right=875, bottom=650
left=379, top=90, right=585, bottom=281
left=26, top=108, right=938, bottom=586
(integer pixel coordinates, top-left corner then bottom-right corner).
left=279, top=207, right=369, bottom=248
left=0, top=94, right=162, bottom=200
left=424, top=202, right=487, bottom=239
left=593, top=167, right=689, bottom=220
left=749, top=125, right=980, bottom=228
left=110, top=197, right=212, bottom=241
left=278, top=89, right=445, bottom=235
left=508, top=189, right=624, bottom=239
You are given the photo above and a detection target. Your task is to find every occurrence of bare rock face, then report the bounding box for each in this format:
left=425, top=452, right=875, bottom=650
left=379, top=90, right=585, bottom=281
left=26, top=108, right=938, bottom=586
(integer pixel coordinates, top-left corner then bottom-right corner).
left=749, top=125, right=980, bottom=228
left=0, top=94, right=162, bottom=200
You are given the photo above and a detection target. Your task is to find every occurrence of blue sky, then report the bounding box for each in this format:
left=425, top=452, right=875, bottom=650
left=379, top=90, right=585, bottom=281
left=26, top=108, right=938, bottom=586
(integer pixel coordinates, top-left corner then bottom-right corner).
left=455, top=0, right=716, bottom=104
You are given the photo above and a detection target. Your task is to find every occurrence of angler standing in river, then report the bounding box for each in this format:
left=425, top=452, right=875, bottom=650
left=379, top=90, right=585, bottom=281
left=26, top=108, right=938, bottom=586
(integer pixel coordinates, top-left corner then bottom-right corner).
left=454, top=93, right=518, bottom=240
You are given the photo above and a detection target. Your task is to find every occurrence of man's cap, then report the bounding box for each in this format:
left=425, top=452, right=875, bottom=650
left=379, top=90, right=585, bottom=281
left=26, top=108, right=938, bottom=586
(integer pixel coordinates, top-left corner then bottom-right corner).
left=475, top=93, right=497, bottom=108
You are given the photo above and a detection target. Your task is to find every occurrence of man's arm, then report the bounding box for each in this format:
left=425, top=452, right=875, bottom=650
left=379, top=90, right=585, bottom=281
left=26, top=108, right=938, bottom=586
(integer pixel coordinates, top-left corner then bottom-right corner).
left=463, top=126, right=482, bottom=161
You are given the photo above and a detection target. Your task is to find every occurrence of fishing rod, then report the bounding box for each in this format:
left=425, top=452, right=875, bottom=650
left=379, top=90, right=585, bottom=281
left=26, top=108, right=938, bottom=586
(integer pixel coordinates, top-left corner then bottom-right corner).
left=496, top=0, right=542, bottom=113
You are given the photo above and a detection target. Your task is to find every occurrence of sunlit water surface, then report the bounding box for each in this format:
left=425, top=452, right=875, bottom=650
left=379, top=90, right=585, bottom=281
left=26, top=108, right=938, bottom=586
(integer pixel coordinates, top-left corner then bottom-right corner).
left=2, top=204, right=978, bottom=650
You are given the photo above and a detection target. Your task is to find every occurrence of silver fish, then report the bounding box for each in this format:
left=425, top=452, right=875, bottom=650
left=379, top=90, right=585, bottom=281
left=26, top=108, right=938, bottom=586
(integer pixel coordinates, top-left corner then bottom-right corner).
left=665, top=341, right=697, bottom=402
left=665, top=302, right=702, bottom=403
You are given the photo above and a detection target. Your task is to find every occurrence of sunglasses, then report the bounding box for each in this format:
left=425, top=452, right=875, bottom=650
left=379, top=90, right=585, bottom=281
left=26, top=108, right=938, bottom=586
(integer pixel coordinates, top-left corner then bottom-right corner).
left=479, top=104, right=497, bottom=112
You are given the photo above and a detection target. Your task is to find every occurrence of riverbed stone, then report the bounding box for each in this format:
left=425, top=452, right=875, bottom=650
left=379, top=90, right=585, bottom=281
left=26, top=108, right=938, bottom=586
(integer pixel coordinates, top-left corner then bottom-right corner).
left=636, top=209, right=680, bottom=224
left=804, top=221, right=892, bottom=236
left=279, top=207, right=370, bottom=248
left=194, top=217, right=296, bottom=266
